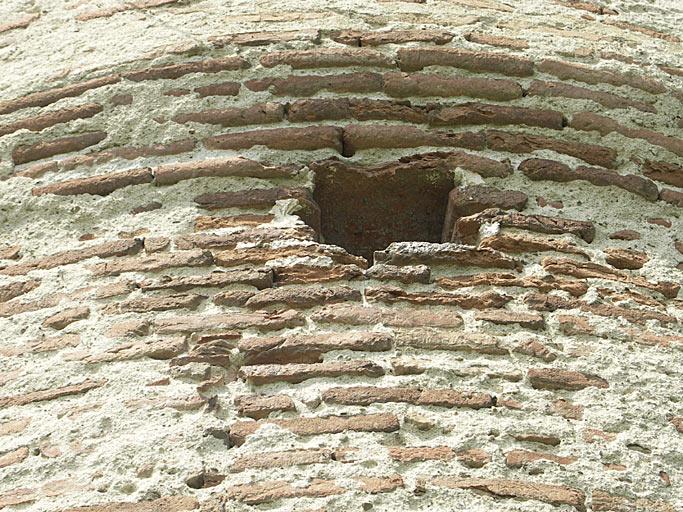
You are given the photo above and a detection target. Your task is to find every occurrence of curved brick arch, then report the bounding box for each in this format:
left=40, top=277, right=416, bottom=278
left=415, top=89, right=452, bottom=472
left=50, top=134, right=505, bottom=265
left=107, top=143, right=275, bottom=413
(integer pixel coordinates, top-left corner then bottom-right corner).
left=0, top=1, right=682, bottom=511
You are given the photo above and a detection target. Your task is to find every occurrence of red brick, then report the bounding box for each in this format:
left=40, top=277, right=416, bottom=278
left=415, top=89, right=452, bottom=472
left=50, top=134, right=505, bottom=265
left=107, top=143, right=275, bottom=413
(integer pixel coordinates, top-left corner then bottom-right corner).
left=604, top=248, right=649, bottom=270
left=311, top=303, right=464, bottom=328
left=154, top=156, right=295, bottom=186
left=527, top=80, right=655, bottom=113
left=398, top=48, right=534, bottom=76
left=505, top=449, right=577, bottom=467
left=383, top=72, right=523, bottom=101
left=332, top=29, right=453, bottom=46
left=193, top=81, right=240, bottom=97
left=609, top=229, right=641, bottom=240
left=33, top=167, right=153, bottom=196
left=428, top=477, right=586, bottom=511
left=641, top=160, right=683, bottom=188
left=261, top=48, right=395, bottom=68
left=245, top=72, right=384, bottom=96
left=475, top=310, right=545, bottom=330
left=457, top=449, right=492, bottom=468
left=234, top=395, right=295, bottom=420
left=222, top=479, right=343, bottom=505
left=59, top=496, right=199, bottom=511
left=528, top=368, right=608, bottom=390
left=486, top=129, right=617, bottom=168
left=244, top=284, right=359, bottom=310
left=42, top=306, right=89, bottom=330
left=395, top=330, right=506, bottom=355
left=13, top=131, right=107, bottom=165
left=193, top=186, right=310, bottom=210
left=660, top=188, right=683, bottom=207
left=210, top=29, right=320, bottom=47
left=229, top=413, right=400, bottom=446
left=465, top=32, right=529, bottom=49
left=84, top=338, right=186, bottom=363
left=430, top=103, right=564, bottom=129
left=401, top=151, right=512, bottom=178
left=438, top=271, right=587, bottom=297
left=140, top=268, right=273, bottom=292
left=322, top=385, right=495, bottom=409
left=538, top=59, right=666, bottom=94
left=204, top=126, right=343, bottom=152
left=0, top=13, right=38, bottom=34
left=592, top=490, right=676, bottom=512
left=123, top=56, right=248, bottom=81
left=175, top=225, right=315, bottom=250
left=374, top=241, right=521, bottom=269
left=239, top=331, right=392, bottom=365
left=114, top=293, right=203, bottom=313
left=172, top=102, right=284, bottom=126
left=365, top=263, right=431, bottom=284
left=514, top=339, right=557, bottom=362
left=0, top=379, right=105, bottom=408
left=287, top=97, right=430, bottom=124
left=231, top=447, right=334, bottom=471
left=0, top=103, right=103, bottom=137
left=357, top=475, right=403, bottom=494
left=0, top=279, right=40, bottom=303
left=0, top=75, right=120, bottom=116
left=388, top=446, right=455, bottom=462
left=90, top=249, right=213, bottom=276
left=518, top=158, right=659, bottom=201
left=273, top=263, right=364, bottom=285
left=571, top=112, right=683, bottom=157
left=366, top=285, right=510, bottom=309
left=240, top=360, right=385, bottom=385
left=214, top=244, right=367, bottom=269
left=154, top=309, right=304, bottom=334
left=512, top=432, right=561, bottom=445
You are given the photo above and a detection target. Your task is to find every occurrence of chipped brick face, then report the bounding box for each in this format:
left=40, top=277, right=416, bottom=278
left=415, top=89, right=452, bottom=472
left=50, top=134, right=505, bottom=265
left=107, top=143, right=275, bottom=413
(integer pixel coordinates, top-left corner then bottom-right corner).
left=0, top=1, right=681, bottom=511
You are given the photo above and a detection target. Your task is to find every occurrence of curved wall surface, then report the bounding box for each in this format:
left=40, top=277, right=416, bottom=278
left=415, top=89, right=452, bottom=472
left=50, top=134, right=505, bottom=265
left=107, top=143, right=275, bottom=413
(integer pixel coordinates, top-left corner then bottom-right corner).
left=0, top=0, right=682, bottom=511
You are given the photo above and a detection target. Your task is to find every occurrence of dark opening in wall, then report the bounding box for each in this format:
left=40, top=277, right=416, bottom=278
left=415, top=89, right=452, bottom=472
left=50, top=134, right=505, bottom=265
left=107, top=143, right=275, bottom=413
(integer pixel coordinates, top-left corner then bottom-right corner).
left=311, top=157, right=455, bottom=262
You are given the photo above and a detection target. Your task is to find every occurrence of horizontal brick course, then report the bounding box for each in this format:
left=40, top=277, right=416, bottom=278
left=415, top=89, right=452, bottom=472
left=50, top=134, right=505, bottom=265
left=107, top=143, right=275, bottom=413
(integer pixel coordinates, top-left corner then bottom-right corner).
left=123, top=56, right=248, bottom=81
left=0, top=103, right=103, bottom=137
left=398, top=48, right=534, bottom=76
left=240, top=360, right=385, bottom=384
left=260, top=48, right=395, bottom=68
left=383, top=72, right=523, bottom=101
left=32, top=167, right=153, bottom=196
left=204, top=126, right=343, bottom=152
left=13, top=131, right=107, bottom=165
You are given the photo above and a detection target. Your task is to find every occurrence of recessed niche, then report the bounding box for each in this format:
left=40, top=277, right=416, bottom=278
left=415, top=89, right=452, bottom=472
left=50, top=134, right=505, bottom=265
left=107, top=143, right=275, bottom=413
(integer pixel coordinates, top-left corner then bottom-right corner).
left=311, top=157, right=455, bottom=262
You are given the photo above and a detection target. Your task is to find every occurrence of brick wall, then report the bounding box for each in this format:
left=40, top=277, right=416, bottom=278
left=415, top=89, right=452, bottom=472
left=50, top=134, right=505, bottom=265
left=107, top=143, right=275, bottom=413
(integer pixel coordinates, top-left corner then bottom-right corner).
left=0, top=0, right=681, bottom=510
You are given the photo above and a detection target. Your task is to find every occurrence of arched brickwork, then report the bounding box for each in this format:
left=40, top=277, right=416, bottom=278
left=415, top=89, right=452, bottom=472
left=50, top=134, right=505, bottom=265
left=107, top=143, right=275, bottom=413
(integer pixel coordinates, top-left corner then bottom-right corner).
left=0, top=1, right=682, bottom=511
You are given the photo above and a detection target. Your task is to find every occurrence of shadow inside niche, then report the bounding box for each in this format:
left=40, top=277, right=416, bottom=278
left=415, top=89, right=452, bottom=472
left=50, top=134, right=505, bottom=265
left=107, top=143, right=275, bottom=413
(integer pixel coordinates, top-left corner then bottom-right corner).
left=311, top=157, right=454, bottom=263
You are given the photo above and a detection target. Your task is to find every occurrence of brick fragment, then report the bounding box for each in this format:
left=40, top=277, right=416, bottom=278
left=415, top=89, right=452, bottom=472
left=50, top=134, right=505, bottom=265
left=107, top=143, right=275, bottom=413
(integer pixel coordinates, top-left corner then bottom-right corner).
left=194, top=186, right=310, bottom=210
left=374, top=241, right=521, bottom=269
left=13, top=131, right=107, bottom=165
left=514, top=339, right=557, bottom=362
left=215, top=243, right=367, bottom=269
left=312, top=303, right=464, bottom=328
left=246, top=72, right=384, bottom=96
left=465, top=32, right=529, bottom=49
left=245, top=284, right=360, bottom=309
left=154, top=156, right=296, bottom=186
left=505, top=449, right=577, bottom=467
left=431, top=103, right=564, bottom=129
left=519, top=158, right=659, bottom=201
left=33, top=167, right=153, bottom=196
left=332, top=29, right=453, bottom=46
left=59, top=496, right=199, bottom=511
left=550, top=398, right=583, bottom=420
left=85, top=338, right=186, bottom=363
left=571, top=112, right=683, bottom=157
left=592, top=490, right=676, bottom=512
left=367, top=285, right=510, bottom=309
left=234, top=395, right=295, bottom=420
left=322, top=385, right=495, bottom=409
left=0, top=379, right=105, bottom=408
left=365, top=264, right=431, bottom=284
left=0, top=103, right=103, bottom=137
left=439, top=271, right=587, bottom=297
left=0, top=13, right=38, bottom=34
left=454, top=209, right=595, bottom=244
left=239, top=331, right=392, bottom=365
left=512, top=432, right=561, bottom=446
left=287, top=97, right=430, bottom=124
left=173, top=102, right=284, bottom=127
left=399, top=151, right=512, bottom=178
left=176, top=226, right=315, bottom=250
left=429, top=477, right=586, bottom=511
left=527, top=80, right=655, bottom=113
left=0, top=279, right=40, bottom=302
left=222, top=479, right=343, bottom=505
left=123, top=56, right=248, bottom=81
left=383, top=72, right=523, bottom=101
left=486, top=129, right=617, bottom=168
left=389, top=446, right=455, bottom=462
left=457, top=448, right=491, bottom=468
left=229, top=413, right=400, bottom=446
left=140, top=269, right=273, bottom=292
left=0, top=75, right=120, bottom=116
left=194, top=81, right=240, bottom=97
left=155, top=309, right=304, bottom=334
left=0, top=245, right=21, bottom=260
left=0, top=446, right=29, bottom=468
left=357, top=475, right=403, bottom=494
left=476, top=310, right=545, bottom=330
left=273, top=263, right=364, bottom=285
left=240, top=360, right=385, bottom=385
left=538, top=59, right=665, bottom=94
left=395, top=330, right=506, bottom=355
left=398, top=48, right=534, bottom=76
left=210, top=29, right=320, bottom=47
left=609, top=229, right=640, bottom=240
left=0, top=418, right=31, bottom=436
left=42, top=306, right=90, bottom=330
left=528, top=368, right=608, bottom=390
left=604, top=248, right=649, bottom=270
left=231, top=447, right=333, bottom=472
left=671, top=417, right=683, bottom=433
left=261, top=48, right=395, bottom=68
left=115, top=294, right=203, bottom=313
left=641, top=160, right=683, bottom=188
left=106, top=319, right=150, bottom=338
left=660, top=188, right=683, bottom=207
left=90, top=249, right=213, bottom=276
left=204, top=126, right=343, bottom=152
left=194, top=214, right=274, bottom=230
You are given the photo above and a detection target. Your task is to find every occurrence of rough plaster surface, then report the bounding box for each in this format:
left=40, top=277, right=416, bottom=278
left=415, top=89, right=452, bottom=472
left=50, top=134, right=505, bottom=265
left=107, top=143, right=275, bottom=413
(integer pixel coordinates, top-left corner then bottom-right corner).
left=0, top=0, right=682, bottom=511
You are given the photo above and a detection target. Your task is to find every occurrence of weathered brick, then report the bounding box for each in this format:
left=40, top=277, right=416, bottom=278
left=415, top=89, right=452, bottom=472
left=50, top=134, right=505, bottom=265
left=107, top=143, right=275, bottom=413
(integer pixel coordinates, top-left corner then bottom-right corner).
left=479, top=232, right=589, bottom=258
left=210, top=29, right=320, bottom=47
left=172, top=102, right=284, bottom=126
left=550, top=398, right=583, bottom=420
left=229, top=413, right=400, bottom=446
left=512, top=432, right=561, bottom=446
left=538, top=59, right=666, bottom=94
left=439, top=272, right=587, bottom=297
left=332, top=29, right=453, bottom=46
left=0, top=418, right=31, bottom=437
left=571, top=112, right=683, bottom=157
left=430, top=103, right=564, bottom=129
left=214, top=243, right=367, bottom=269
left=398, top=48, right=534, bottom=76
left=234, top=395, right=295, bottom=420
left=519, top=158, right=659, bottom=201
left=0, top=245, right=21, bottom=260
left=140, top=269, right=273, bottom=292
left=231, top=447, right=334, bottom=472
left=0, top=279, right=40, bottom=302
left=13, top=131, right=107, bottom=165
left=84, top=338, right=186, bottom=363
left=528, top=368, right=608, bottom=390
left=194, top=214, right=274, bottom=231
left=113, top=293, right=204, bottom=313
left=245, top=72, right=384, bottom=96
left=365, top=264, right=431, bottom=284
left=383, top=72, right=523, bottom=101
left=592, top=490, right=676, bottom=512
left=311, top=303, right=464, bottom=328
left=604, top=248, right=649, bottom=270
left=90, top=249, right=213, bottom=276
left=457, top=448, right=492, bottom=468
left=155, top=309, right=304, bottom=334
left=123, top=56, right=248, bottom=81
left=0, top=379, right=105, bottom=408
left=475, top=310, right=545, bottom=330
left=389, top=446, right=455, bottom=462
left=428, top=477, right=586, bottom=511
left=660, top=188, right=683, bottom=207
left=402, top=151, right=512, bottom=178
left=0, top=103, right=103, bottom=137
left=222, top=479, right=343, bottom=505
left=154, top=157, right=296, bottom=186
left=244, top=284, right=361, bottom=309
left=366, top=285, right=511, bottom=309
left=0, top=13, right=38, bottom=34
left=261, top=48, right=395, bottom=68
left=0, top=446, right=29, bottom=468
left=240, top=360, right=385, bottom=385
left=287, top=97, right=430, bottom=124
left=106, top=319, right=150, bottom=338
left=175, top=226, right=315, bottom=250
left=204, top=126, right=343, bottom=152
left=376, top=241, right=519, bottom=270
left=486, top=129, right=617, bottom=168
left=33, top=167, right=153, bottom=196
left=60, top=496, right=199, bottom=511
left=194, top=81, right=240, bottom=97
left=454, top=209, right=595, bottom=244
left=322, top=385, right=495, bottom=408
left=542, top=256, right=679, bottom=298
left=641, top=160, right=683, bottom=188
left=505, top=449, right=577, bottom=468
left=357, top=475, right=403, bottom=494
left=527, top=80, right=655, bottom=113
left=465, top=32, right=529, bottom=49
left=609, top=229, right=641, bottom=240
left=514, top=339, right=557, bottom=362
left=273, top=263, right=364, bottom=285
left=0, top=75, right=120, bottom=116
left=395, top=330, right=506, bottom=355
left=239, top=331, right=392, bottom=365
left=193, top=186, right=310, bottom=210
left=42, top=306, right=89, bottom=330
